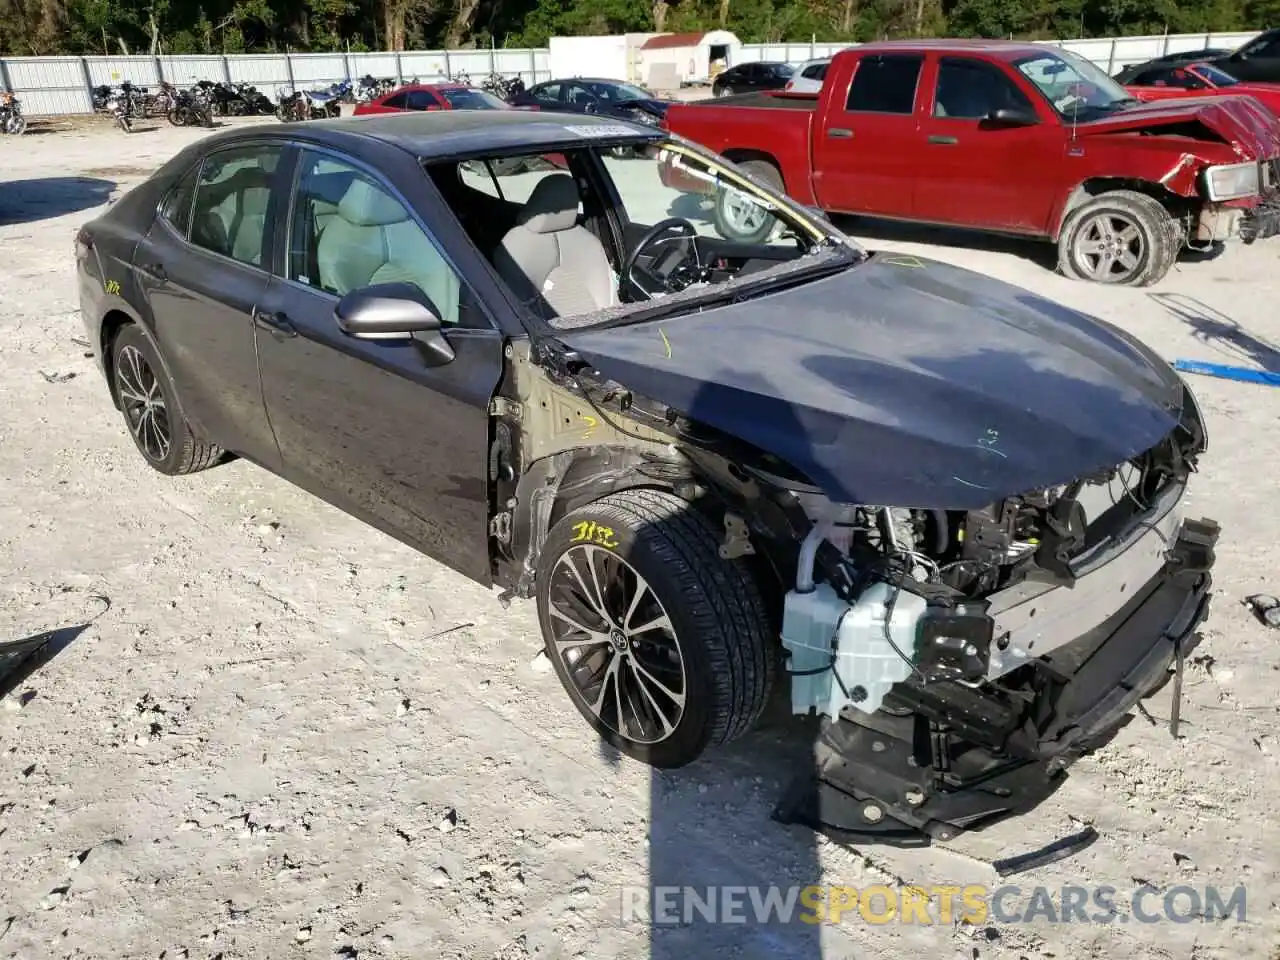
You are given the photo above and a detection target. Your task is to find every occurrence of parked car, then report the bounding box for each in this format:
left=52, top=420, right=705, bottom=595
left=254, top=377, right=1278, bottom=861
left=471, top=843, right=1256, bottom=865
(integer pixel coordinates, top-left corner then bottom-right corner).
left=1120, top=59, right=1280, bottom=115
left=785, top=57, right=831, bottom=93
left=1112, top=48, right=1237, bottom=84
left=77, top=110, right=1219, bottom=842
left=353, top=83, right=510, bottom=115
left=508, top=78, right=671, bottom=127
left=1115, top=28, right=1280, bottom=85
left=662, top=41, right=1280, bottom=285
left=711, top=61, right=795, bottom=97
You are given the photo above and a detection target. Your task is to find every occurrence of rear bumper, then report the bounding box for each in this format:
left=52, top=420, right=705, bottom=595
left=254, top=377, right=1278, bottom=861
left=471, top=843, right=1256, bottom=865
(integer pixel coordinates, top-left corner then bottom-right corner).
left=774, top=516, right=1220, bottom=846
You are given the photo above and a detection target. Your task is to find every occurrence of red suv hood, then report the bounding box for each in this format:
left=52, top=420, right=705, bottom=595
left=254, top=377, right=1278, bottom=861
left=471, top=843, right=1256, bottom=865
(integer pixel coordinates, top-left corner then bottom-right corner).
left=1081, top=97, right=1280, bottom=159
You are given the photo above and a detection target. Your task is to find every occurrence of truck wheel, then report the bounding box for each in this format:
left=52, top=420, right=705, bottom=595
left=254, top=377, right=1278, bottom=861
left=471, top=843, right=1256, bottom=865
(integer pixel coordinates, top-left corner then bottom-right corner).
left=714, top=159, right=783, bottom=244
left=535, top=489, right=775, bottom=769
left=1057, top=190, right=1178, bottom=286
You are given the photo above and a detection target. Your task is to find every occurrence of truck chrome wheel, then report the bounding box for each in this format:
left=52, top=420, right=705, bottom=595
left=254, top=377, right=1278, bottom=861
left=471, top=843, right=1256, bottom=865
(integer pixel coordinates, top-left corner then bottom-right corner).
left=1070, top=210, right=1146, bottom=283
left=545, top=544, right=687, bottom=745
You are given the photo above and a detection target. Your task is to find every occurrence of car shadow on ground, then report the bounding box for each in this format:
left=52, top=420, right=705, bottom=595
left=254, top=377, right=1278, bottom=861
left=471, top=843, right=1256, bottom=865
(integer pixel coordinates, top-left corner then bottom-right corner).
left=0, top=176, right=116, bottom=225
left=828, top=214, right=1059, bottom=272
left=1149, top=291, right=1280, bottom=372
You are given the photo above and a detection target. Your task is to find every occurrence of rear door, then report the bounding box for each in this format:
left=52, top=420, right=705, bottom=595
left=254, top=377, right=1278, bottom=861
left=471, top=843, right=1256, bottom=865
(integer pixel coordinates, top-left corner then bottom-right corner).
left=811, top=52, right=924, bottom=218
left=914, top=55, right=1063, bottom=234
left=252, top=146, right=505, bottom=584
left=137, top=142, right=284, bottom=467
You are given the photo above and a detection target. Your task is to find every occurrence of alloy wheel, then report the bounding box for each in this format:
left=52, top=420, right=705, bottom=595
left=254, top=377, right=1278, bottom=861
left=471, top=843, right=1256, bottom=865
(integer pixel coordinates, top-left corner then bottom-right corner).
left=719, top=189, right=769, bottom=236
left=115, top=344, right=171, bottom=463
left=545, top=544, right=687, bottom=744
left=1073, top=211, right=1146, bottom=282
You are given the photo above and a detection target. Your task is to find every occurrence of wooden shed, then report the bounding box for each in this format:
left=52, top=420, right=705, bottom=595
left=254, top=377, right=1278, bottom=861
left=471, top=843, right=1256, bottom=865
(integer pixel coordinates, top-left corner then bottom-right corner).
left=637, top=30, right=743, bottom=86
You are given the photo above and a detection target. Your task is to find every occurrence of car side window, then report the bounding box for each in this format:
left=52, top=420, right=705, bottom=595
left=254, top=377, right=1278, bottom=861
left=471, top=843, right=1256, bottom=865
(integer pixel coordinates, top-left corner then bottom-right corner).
left=382, top=92, right=407, bottom=108
left=933, top=57, right=1035, bottom=119
left=802, top=62, right=827, bottom=80
left=160, top=163, right=199, bottom=236
left=846, top=55, right=923, bottom=114
left=188, top=144, right=282, bottom=268
left=288, top=150, right=467, bottom=327
left=533, top=82, right=561, bottom=103
left=567, top=83, right=596, bottom=106
left=405, top=89, right=437, bottom=110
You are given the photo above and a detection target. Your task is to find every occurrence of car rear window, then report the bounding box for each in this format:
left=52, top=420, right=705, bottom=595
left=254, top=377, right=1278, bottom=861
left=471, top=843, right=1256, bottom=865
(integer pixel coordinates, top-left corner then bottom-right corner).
left=438, top=88, right=508, bottom=110
left=802, top=62, right=829, bottom=80
left=846, top=55, right=923, bottom=114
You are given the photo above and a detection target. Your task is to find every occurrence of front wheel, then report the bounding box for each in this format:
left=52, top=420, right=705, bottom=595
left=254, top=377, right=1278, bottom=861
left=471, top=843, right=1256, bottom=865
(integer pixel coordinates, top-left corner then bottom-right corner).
left=1057, top=190, right=1179, bottom=286
left=110, top=325, right=222, bottom=475
left=5, top=114, right=25, bottom=135
left=535, top=489, right=775, bottom=768
left=116, top=113, right=133, bottom=133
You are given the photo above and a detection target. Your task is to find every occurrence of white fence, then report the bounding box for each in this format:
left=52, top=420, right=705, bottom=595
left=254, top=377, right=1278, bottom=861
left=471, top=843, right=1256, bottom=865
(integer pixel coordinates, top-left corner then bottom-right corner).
left=0, top=31, right=1262, bottom=116
left=0, top=48, right=549, bottom=116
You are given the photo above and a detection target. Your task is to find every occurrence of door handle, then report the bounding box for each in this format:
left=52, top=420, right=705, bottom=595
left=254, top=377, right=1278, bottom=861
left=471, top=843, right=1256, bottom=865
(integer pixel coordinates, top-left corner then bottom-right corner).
left=827, top=128, right=853, bottom=139
left=253, top=308, right=297, bottom=338
left=928, top=134, right=959, bottom=145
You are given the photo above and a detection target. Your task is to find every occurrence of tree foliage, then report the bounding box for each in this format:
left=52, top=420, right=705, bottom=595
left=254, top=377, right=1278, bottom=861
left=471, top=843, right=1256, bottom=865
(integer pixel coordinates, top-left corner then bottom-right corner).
left=0, top=0, right=1272, bottom=57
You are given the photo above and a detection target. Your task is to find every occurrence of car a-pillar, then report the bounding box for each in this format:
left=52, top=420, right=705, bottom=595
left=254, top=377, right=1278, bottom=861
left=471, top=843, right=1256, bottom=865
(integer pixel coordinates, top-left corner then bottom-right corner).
left=1054, top=179, right=1189, bottom=286
left=487, top=341, right=792, bottom=767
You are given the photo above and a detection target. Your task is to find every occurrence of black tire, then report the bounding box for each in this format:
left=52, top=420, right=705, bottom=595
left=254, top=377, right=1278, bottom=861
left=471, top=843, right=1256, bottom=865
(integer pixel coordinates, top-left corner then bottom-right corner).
left=1057, top=190, right=1180, bottom=286
left=713, top=158, right=783, bottom=243
left=535, top=489, right=775, bottom=768
left=110, top=324, right=222, bottom=475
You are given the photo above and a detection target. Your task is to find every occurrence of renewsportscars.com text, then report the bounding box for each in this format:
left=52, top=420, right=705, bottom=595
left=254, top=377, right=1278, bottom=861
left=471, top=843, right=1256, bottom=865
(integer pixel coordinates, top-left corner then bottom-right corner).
left=619, top=884, right=1247, bottom=926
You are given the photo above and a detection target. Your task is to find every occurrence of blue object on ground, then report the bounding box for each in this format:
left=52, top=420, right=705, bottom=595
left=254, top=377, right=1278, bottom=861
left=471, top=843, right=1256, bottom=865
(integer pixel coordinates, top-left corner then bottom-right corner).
left=1173, top=359, right=1280, bottom=387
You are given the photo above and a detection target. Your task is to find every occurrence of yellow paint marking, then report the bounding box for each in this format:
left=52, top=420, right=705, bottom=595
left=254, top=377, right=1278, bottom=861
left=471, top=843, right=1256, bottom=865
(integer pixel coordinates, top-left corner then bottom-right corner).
left=570, top=520, right=619, bottom=549
left=659, top=327, right=672, bottom=359
left=882, top=255, right=926, bottom=269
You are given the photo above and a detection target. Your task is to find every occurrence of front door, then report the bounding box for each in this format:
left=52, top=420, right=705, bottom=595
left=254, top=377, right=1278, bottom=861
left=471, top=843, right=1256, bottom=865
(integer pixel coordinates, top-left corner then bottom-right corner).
left=812, top=52, right=925, bottom=219
left=913, top=55, right=1062, bottom=234
left=252, top=147, right=504, bottom=584
left=137, top=142, right=285, bottom=467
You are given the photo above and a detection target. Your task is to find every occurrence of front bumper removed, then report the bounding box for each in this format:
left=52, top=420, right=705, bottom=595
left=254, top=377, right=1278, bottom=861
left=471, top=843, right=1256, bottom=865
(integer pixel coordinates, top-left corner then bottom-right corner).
left=773, top=516, right=1220, bottom=847
left=1240, top=193, right=1280, bottom=244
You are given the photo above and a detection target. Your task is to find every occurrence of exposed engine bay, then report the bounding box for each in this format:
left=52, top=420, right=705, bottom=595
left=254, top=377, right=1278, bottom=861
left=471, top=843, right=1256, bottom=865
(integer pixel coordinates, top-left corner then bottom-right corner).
left=761, top=409, right=1218, bottom=842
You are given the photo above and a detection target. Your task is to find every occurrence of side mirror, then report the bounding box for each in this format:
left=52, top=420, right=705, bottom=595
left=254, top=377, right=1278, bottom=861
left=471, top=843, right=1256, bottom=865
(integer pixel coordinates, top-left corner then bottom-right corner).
left=980, top=106, right=1039, bottom=129
left=334, top=282, right=455, bottom=365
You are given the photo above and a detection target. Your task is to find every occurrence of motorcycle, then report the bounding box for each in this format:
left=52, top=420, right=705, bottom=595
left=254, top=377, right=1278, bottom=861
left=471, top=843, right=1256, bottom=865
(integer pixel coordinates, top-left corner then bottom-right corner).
left=0, top=91, right=26, bottom=135
left=167, top=84, right=214, bottom=127
left=105, top=92, right=132, bottom=132
left=234, top=82, right=275, bottom=116
left=274, top=86, right=309, bottom=122
left=482, top=73, right=525, bottom=99
left=302, top=80, right=351, bottom=119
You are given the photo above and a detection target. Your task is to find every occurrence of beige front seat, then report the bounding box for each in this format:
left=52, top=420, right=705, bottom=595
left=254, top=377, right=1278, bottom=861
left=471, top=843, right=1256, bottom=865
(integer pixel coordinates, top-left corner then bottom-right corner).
left=317, top=178, right=460, bottom=324
left=492, top=173, right=616, bottom=320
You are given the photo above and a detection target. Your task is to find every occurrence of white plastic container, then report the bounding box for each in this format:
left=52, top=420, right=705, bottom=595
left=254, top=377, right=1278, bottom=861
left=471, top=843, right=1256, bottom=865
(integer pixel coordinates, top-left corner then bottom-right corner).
left=781, top=581, right=925, bottom=719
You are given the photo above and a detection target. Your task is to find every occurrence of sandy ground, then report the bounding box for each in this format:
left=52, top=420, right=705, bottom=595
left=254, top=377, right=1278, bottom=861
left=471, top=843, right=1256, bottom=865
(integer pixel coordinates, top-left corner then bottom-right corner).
left=2, top=115, right=1279, bottom=960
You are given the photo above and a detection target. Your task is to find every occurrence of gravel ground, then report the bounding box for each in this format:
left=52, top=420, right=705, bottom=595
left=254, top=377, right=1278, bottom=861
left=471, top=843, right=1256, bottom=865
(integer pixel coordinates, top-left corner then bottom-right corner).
left=1, top=115, right=1279, bottom=960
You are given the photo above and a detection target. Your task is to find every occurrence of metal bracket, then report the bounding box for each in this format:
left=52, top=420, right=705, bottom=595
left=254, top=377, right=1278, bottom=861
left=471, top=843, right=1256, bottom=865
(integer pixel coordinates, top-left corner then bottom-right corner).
left=489, top=397, right=523, bottom=422
left=719, top=512, right=755, bottom=560
left=489, top=511, right=512, bottom=544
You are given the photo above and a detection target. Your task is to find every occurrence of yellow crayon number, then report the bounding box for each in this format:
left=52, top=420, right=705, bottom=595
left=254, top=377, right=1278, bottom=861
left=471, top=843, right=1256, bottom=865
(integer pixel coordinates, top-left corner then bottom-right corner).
left=570, top=520, right=619, bottom=549
left=104, top=279, right=121, bottom=296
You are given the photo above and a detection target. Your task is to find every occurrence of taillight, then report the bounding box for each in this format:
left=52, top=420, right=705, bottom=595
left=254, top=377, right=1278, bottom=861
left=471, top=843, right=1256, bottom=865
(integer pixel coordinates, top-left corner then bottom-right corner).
left=75, top=227, right=93, bottom=259
left=784, top=80, right=793, bottom=91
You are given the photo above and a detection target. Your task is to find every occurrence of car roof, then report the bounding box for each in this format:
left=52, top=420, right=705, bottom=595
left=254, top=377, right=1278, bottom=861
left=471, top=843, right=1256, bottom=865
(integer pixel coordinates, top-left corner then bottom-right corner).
left=202, top=111, right=658, bottom=160
left=850, top=39, right=1064, bottom=60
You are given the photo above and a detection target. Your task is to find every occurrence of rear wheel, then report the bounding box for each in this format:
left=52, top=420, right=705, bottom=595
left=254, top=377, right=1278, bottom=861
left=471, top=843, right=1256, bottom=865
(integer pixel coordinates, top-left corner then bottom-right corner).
left=110, top=325, right=222, bottom=475
left=713, top=158, right=783, bottom=243
left=535, top=489, right=775, bottom=768
left=1057, top=190, right=1179, bottom=286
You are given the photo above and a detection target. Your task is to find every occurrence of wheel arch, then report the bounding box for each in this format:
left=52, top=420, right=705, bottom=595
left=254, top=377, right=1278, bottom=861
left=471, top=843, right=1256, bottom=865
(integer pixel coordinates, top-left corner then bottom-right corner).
left=1052, top=177, right=1184, bottom=240
left=502, top=442, right=804, bottom=614
left=720, top=149, right=786, bottom=190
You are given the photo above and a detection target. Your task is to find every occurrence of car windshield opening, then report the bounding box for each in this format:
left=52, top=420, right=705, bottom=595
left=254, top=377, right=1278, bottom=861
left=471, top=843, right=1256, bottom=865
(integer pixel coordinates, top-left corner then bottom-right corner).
left=437, top=88, right=508, bottom=110
left=423, top=140, right=859, bottom=330
left=1195, top=63, right=1239, bottom=86
left=1016, top=50, right=1138, bottom=119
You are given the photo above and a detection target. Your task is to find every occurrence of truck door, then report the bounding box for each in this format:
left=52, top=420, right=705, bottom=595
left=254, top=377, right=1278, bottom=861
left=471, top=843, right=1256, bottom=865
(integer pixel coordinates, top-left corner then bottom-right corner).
left=913, top=55, right=1062, bottom=234
left=812, top=53, right=925, bottom=219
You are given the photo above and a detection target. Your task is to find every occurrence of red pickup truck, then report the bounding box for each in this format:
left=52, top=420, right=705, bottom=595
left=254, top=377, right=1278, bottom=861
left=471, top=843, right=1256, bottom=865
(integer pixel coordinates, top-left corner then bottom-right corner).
left=662, top=41, right=1280, bottom=286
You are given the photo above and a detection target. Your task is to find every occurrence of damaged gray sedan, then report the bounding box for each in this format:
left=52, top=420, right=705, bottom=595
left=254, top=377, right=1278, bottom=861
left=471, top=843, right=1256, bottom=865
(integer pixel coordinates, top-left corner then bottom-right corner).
left=78, top=112, right=1218, bottom=844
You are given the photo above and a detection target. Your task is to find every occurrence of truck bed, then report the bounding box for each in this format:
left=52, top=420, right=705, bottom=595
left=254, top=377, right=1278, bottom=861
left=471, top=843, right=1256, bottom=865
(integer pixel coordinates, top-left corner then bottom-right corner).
left=664, top=93, right=818, bottom=201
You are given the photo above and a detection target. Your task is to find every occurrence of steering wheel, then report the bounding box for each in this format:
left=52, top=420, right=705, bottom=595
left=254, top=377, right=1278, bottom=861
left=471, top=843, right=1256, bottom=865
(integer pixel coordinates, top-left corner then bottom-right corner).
left=622, top=217, right=701, bottom=300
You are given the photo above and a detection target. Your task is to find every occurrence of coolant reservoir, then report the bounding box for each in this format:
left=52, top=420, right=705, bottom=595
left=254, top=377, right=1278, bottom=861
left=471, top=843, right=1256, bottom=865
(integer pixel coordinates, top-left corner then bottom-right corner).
left=781, top=581, right=926, bottom=719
